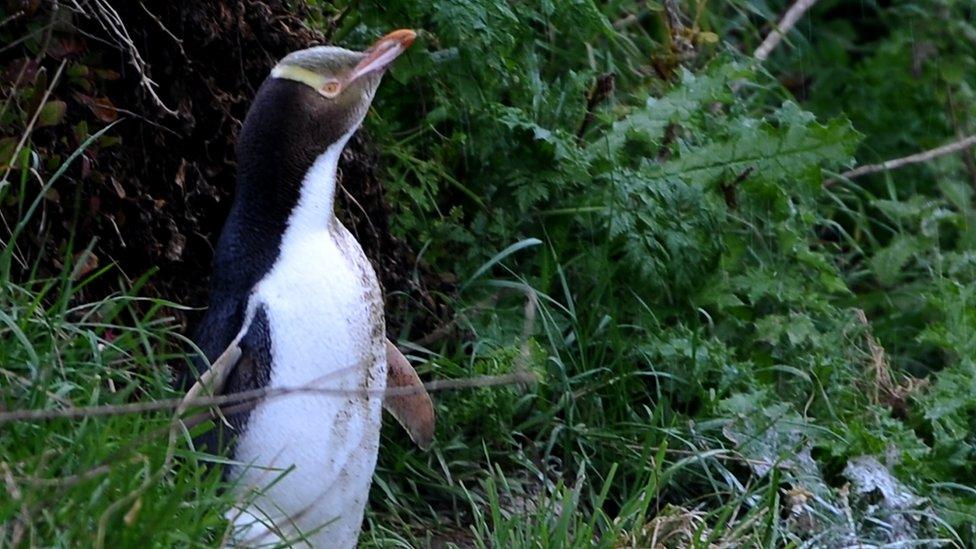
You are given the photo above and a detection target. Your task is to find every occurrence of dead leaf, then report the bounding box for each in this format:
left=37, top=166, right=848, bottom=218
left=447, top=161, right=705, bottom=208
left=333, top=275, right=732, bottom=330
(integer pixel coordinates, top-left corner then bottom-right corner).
left=123, top=497, right=141, bottom=526
left=174, top=159, right=188, bottom=189
left=94, top=68, right=121, bottom=81
left=165, top=228, right=186, bottom=261
left=72, top=92, right=119, bottom=123
left=70, top=251, right=99, bottom=281
left=49, top=37, right=86, bottom=59
left=110, top=177, right=126, bottom=199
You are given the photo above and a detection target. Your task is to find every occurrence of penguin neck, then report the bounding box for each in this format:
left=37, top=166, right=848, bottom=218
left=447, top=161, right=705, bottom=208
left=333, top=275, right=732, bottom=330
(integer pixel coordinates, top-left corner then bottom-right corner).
left=233, top=128, right=355, bottom=237
left=212, top=127, right=355, bottom=300
left=285, top=132, right=352, bottom=235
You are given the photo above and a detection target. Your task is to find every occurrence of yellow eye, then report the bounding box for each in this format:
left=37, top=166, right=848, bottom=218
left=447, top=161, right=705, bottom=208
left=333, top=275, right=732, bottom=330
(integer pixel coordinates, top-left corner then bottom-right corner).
left=321, top=81, right=341, bottom=98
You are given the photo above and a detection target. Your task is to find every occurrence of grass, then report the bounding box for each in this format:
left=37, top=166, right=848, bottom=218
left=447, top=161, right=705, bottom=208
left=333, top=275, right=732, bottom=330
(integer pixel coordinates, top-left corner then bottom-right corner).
left=0, top=267, right=230, bottom=546
left=0, top=133, right=231, bottom=546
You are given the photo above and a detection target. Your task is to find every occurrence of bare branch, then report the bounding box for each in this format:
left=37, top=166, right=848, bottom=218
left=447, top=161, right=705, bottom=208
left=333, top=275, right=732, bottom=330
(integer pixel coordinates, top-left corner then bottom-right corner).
left=70, top=0, right=178, bottom=116
left=0, top=370, right=538, bottom=425
left=833, top=134, right=976, bottom=183
left=662, top=0, right=694, bottom=57
left=853, top=309, right=927, bottom=411
left=1, top=462, right=29, bottom=546
left=1, top=59, right=67, bottom=185
left=0, top=58, right=67, bottom=270
left=139, top=2, right=185, bottom=58
left=754, top=0, right=820, bottom=61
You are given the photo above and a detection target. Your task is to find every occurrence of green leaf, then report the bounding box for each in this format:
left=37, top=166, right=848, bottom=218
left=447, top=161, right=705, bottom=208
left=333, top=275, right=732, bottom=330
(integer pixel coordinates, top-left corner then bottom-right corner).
left=37, top=100, right=67, bottom=128
left=870, top=235, right=919, bottom=285
left=602, top=63, right=749, bottom=156
left=786, top=313, right=816, bottom=346
left=648, top=117, right=860, bottom=186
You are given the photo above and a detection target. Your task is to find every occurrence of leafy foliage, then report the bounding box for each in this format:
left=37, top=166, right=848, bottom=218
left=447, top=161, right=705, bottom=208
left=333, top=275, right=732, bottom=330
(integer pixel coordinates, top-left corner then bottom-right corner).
left=344, top=0, right=976, bottom=544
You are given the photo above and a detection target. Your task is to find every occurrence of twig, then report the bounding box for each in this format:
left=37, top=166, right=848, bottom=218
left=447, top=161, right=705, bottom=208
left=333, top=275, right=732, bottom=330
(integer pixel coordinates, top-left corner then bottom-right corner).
left=854, top=309, right=890, bottom=406
left=0, top=10, right=26, bottom=28
left=0, top=24, right=52, bottom=55
left=946, top=88, right=976, bottom=188
left=1, top=59, right=67, bottom=185
left=1, top=462, right=29, bottom=546
left=0, top=370, right=537, bottom=424
left=832, top=134, right=976, bottom=183
left=0, top=57, right=31, bottom=124
left=327, top=0, right=361, bottom=40
left=577, top=73, right=616, bottom=144
left=0, top=58, right=67, bottom=270
left=754, top=0, right=820, bottom=61
left=720, top=167, right=754, bottom=210
left=1, top=368, right=74, bottom=407
left=16, top=463, right=113, bottom=488
left=415, top=295, right=495, bottom=347
left=662, top=0, right=694, bottom=57
left=339, top=183, right=380, bottom=243
left=70, top=0, right=178, bottom=115
left=138, top=2, right=185, bottom=58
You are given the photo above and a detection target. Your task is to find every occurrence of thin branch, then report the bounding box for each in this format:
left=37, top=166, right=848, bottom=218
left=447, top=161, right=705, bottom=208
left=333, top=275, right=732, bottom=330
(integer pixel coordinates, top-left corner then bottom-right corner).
left=0, top=59, right=68, bottom=270
left=1, top=462, right=29, bottom=546
left=754, top=0, right=820, bottom=61
left=0, top=56, right=31, bottom=123
left=138, top=1, right=186, bottom=58
left=0, top=9, right=26, bottom=28
left=71, top=0, right=178, bottom=115
left=946, top=89, right=976, bottom=189
left=662, top=0, right=694, bottom=57
left=577, top=73, right=616, bottom=144
left=833, top=134, right=976, bottom=183
left=0, top=370, right=537, bottom=424
left=79, top=359, right=529, bottom=542
left=0, top=24, right=52, bottom=55
left=1, top=59, right=67, bottom=185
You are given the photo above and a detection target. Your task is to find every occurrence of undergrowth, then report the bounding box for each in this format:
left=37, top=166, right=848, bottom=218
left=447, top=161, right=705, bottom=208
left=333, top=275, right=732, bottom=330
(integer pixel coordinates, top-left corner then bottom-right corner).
left=2, top=0, right=975, bottom=546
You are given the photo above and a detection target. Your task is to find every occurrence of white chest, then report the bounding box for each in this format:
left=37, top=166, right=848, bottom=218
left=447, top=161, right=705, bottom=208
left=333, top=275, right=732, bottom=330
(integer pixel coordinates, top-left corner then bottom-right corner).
left=257, top=224, right=381, bottom=387
left=226, top=138, right=387, bottom=547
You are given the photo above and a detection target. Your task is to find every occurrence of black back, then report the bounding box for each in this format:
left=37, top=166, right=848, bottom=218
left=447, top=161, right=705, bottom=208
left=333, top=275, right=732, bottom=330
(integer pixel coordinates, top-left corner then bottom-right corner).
left=188, top=76, right=365, bottom=451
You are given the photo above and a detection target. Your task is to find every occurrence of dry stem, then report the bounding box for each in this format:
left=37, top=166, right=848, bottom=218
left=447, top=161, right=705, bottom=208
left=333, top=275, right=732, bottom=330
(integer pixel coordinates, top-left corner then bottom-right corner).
left=754, top=0, right=820, bottom=61
left=0, top=370, right=537, bottom=425
left=836, top=134, right=976, bottom=181
left=68, top=0, right=178, bottom=116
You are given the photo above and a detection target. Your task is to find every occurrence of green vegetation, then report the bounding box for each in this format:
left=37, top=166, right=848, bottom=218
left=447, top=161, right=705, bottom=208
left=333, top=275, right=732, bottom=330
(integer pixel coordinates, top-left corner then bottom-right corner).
left=3, top=0, right=976, bottom=546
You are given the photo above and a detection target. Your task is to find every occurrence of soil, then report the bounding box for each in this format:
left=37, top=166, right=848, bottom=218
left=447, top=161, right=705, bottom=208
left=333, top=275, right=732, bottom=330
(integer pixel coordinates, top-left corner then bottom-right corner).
left=0, top=0, right=453, bottom=340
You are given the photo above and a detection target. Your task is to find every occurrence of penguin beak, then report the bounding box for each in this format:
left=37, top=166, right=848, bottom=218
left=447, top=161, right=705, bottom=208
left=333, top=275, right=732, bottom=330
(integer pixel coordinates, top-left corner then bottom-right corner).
left=348, top=29, right=416, bottom=84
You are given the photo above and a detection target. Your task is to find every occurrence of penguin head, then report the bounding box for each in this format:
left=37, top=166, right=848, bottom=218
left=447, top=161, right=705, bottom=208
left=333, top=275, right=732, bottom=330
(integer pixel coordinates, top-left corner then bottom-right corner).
left=266, top=29, right=416, bottom=146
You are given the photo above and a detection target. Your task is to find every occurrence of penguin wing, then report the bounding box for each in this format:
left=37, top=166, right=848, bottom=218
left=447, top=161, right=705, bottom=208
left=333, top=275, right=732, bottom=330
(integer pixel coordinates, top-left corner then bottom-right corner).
left=383, top=340, right=435, bottom=450
left=178, top=340, right=243, bottom=416
left=179, top=305, right=272, bottom=422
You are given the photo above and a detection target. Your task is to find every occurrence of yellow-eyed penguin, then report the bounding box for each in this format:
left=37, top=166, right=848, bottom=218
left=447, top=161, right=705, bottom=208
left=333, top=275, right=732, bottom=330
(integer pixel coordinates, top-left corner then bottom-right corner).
left=185, top=29, right=435, bottom=547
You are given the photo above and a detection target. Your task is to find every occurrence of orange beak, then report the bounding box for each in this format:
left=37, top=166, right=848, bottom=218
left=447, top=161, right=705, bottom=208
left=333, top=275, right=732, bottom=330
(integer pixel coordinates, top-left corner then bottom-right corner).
left=348, top=29, right=416, bottom=83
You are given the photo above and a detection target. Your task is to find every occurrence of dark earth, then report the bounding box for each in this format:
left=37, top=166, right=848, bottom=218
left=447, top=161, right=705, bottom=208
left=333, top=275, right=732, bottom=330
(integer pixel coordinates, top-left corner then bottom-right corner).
left=0, top=0, right=453, bottom=344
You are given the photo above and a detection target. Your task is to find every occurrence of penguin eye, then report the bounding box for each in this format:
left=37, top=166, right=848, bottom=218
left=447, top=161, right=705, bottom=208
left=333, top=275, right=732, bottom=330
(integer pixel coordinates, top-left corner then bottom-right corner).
left=321, top=80, right=342, bottom=98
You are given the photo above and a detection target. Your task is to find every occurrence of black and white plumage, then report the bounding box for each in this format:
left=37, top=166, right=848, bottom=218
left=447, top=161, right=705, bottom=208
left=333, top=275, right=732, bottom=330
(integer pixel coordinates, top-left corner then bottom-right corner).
left=186, top=30, right=434, bottom=547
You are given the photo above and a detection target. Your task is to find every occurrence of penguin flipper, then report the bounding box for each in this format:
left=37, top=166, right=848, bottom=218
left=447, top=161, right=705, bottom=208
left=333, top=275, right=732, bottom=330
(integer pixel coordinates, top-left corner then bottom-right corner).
left=184, top=306, right=273, bottom=456
left=383, top=339, right=435, bottom=450
left=180, top=305, right=271, bottom=418
left=178, top=341, right=243, bottom=416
